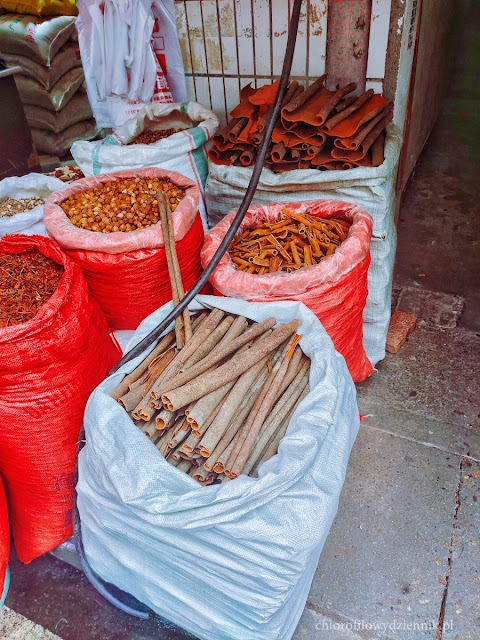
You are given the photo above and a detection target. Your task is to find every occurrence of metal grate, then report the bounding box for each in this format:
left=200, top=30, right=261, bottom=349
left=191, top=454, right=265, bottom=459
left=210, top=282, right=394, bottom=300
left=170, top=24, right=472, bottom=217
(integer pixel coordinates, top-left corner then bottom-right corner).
left=174, top=0, right=390, bottom=126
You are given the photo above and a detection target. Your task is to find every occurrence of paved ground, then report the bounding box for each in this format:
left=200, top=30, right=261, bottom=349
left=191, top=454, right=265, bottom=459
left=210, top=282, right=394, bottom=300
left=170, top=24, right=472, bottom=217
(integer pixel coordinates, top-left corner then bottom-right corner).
left=4, top=3, right=480, bottom=640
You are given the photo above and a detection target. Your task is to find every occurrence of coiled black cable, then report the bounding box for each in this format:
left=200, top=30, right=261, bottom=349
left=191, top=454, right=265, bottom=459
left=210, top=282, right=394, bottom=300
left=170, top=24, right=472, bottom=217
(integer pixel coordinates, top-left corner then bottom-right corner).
left=73, top=0, right=303, bottom=620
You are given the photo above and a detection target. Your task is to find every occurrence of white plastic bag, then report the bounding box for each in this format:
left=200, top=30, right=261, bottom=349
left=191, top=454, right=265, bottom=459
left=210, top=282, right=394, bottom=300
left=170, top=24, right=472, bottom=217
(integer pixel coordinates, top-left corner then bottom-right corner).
left=76, top=0, right=185, bottom=128
left=77, top=295, right=360, bottom=640
left=0, top=173, right=64, bottom=237
left=205, top=124, right=402, bottom=367
left=151, top=0, right=187, bottom=103
left=71, top=102, right=219, bottom=229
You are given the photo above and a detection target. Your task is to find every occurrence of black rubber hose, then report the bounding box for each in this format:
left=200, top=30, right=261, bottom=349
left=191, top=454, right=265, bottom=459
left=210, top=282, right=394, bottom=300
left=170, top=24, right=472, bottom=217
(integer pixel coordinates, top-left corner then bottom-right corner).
left=107, top=0, right=303, bottom=377
left=73, top=0, right=303, bottom=620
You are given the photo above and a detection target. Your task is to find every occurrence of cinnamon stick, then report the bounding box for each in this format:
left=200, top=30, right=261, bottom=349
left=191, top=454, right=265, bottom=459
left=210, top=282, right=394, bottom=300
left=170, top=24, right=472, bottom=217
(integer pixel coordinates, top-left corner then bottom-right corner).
left=157, top=189, right=184, bottom=348
left=118, top=385, right=145, bottom=413
left=176, top=459, right=192, bottom=473
left=251, top=383, right=310, bottom=476
left=321, top=89, right=374, bottom=131
left=242, top=372, right=309, bottom=476
left=197, top=354, right=271, bottom=458
left=162, top=320, right=300, bottom=411
left=110, top=328, right=175, bottom=400
left=227, top=334, right=299, bottom=478
left=155, top=408, right=177, bottom=430
left=221, top=343, right=290, bottom=475
left=201, top=363, right=272, bottom=469
left=157, top=316, right=276, bottom=396
left=181, top=316, right=234, bottom=369
left=187, top=379, right=236, bottom=432
left=157, top=190, right=192, bottom=344
left=149, top=308, right=226, bottom=398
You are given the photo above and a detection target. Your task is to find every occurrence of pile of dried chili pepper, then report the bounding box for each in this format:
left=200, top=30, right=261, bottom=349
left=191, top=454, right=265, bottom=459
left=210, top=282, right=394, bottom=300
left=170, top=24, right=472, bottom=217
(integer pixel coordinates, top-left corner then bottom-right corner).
left=228, top=209, right=352, bottom=274
left=0, top=252, right=64, bottom=327
left=128, top=128, right=185, bottom=145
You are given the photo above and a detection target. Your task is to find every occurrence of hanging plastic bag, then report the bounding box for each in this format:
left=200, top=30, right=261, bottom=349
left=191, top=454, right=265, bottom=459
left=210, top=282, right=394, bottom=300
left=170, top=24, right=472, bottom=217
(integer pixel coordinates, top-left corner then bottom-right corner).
left=77, top=295, right=360, bottom=640
left=0, top=235, right=120, bottom=563
left=201, top=200, right=374, bottom=382
left=151, top=0, right=187, bottom=103
left=76, top=0, right=185, bottom=128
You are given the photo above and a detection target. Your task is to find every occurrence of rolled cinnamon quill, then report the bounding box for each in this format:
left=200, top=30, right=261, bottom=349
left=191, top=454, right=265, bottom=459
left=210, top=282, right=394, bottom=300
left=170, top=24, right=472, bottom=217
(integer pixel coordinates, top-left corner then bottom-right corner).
left=157, top=316, right=276, bottom=396
left=227, top=334, right=300, bottom=478
left=161, top=320, right=301, bottom=411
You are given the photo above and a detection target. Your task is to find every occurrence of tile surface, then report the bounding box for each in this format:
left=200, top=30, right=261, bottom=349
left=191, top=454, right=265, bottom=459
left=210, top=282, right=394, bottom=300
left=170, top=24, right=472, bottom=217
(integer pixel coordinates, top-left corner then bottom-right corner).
left=303, top=425, right=460, bottom=640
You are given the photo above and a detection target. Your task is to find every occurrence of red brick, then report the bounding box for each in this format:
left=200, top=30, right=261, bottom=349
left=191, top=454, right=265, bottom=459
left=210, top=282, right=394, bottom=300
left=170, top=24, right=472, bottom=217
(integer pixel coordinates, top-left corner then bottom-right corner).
left=385, top=311, right=417, bottom=354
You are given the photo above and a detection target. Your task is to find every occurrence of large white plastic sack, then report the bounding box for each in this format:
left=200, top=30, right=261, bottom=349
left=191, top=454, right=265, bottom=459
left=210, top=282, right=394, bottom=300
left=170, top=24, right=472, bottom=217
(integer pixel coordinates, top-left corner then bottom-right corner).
left=0, top=173, right=65, bottom=237
left=77, top=295, right=360, bottom=640
left=204, top=124, right=402, bottom=367
left=363, top=214, right=397, bottom=367
left=71, top=102, right=219, bottom=230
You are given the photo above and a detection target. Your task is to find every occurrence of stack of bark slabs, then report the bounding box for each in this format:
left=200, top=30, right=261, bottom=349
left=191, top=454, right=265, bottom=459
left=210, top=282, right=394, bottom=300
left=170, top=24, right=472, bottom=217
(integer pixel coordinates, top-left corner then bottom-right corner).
left=208, top=76, right=393, bottom=172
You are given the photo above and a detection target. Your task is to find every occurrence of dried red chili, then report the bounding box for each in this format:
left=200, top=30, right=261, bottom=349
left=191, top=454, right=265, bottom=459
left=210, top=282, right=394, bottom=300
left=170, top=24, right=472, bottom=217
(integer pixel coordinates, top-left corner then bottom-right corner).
left=0, top=252, right=64, bottom=327
left=128, top=128, right=185, bottom=145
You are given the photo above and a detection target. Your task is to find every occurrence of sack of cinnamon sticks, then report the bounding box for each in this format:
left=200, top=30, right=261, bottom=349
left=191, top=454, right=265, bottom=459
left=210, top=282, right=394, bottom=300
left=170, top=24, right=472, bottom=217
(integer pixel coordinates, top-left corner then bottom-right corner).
left=202, top=200, right=374, bottom=383
left=77, top=295, right=360, bottom=640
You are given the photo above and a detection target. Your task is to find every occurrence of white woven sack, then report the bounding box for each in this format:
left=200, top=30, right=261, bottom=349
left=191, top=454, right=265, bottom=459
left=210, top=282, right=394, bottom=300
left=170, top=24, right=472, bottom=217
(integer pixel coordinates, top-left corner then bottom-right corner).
left=71, top=102, right=219, bottom=230
left=77, top=295, right=360, bottom=640
left=0, top=173, right=65, bottom=237
left=204, top=124, right=402, bottom=366
left=364, top=213, right=397, bottom=366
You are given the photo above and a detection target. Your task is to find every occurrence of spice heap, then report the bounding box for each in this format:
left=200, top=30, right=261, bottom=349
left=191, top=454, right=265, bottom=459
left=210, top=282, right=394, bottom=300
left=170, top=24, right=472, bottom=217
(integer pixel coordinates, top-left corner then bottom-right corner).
left=208, top=75, right=393, bottom=171
left=47, top=166, right=85, bottom=183
left=60, top=177, right=186, bottom=233
left=129, top=128, right=186, bottom=145
left=111, top=308, right=310, bottom=484
left=228, top=208, right=351, bottom=274
left=0, top=252, right=64, bottom=327
left=0, top=197, right=45, bottom=218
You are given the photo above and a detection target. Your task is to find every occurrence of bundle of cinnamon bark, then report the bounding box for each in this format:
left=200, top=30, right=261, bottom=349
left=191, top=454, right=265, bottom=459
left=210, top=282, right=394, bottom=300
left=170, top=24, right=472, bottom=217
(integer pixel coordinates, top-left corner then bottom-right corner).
left=228, top=208, right=351, bottom=274
left=208, top=75, right=393, bottom=172
left=111, top=308, right=310, bottom=485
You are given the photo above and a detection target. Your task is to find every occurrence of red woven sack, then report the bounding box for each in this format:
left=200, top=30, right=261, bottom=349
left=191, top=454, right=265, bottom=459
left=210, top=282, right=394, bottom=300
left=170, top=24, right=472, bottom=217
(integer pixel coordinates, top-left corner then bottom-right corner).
left=201, top=200, right=374, bottom=382
left=0, top=476, right=8, bottom=589
left=0, top=235, right=121, bottom=563
left=44, top=169, right=206, bottom=330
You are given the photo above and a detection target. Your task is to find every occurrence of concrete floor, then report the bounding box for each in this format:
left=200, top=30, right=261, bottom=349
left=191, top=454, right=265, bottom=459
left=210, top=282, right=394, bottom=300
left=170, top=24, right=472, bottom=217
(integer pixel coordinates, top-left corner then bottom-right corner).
left=3, top=5, right=480, bottom=640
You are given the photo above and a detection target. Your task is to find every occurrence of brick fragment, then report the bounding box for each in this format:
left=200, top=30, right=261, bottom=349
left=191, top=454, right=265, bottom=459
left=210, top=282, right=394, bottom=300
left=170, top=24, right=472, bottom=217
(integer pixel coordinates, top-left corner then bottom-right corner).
left=385, top=310, right=417, bottom=354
